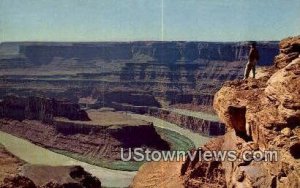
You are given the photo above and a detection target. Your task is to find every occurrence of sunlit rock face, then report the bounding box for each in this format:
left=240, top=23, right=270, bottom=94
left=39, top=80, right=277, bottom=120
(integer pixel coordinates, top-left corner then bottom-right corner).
left=131, top=36, right=300, bottom=188
left=213, top=36, right=300, bottom=188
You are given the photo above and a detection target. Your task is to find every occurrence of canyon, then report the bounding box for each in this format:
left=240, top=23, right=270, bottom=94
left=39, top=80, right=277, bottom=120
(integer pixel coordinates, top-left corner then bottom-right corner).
left=132, top=36, right=300, bottom=188
left=0, top=39, right=288, bottom=188
left=0, top=96, right=171, bottom=165
left=0, top=41, right=278, bottom=110
left=0, top=41, right=279, bottom=137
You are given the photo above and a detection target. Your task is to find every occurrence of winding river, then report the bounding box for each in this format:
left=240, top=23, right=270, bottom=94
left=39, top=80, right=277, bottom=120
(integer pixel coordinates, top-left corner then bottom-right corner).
left=0, top=131, right=135, bottom=188
left=129, top=114, right=211, bottom=147
left=0, top=114, right=211, bottom=187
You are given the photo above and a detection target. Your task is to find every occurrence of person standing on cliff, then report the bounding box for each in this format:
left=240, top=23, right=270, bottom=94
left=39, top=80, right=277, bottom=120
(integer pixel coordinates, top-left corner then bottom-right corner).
left=244, top=42, right=259, bottom=79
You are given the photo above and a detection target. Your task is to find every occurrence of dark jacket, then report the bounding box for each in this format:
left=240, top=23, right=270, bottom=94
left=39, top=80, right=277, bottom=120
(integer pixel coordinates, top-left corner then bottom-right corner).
left=249, top=48, right=259, bottom=62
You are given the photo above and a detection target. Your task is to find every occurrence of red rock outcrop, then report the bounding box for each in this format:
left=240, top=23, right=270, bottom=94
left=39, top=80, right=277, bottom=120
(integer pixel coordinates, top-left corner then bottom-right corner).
left=131, top=137, right=226, bottom=188
left=0, top=145, right=101, bottom=188
left=131, top=36, right=299, bottom=188
left=0, top=166, right=102, bottom=188
left=275, top=36, right=300, bottom=68
left=0, top=145, right=24, bottom=184
left=181, top=137, right=226, bottom=188
left=1, top=175, right=37, bottom=188
left=131, top=161, right=185, bottom=188
left=212, top=35, right=300, bottom=187
left=23, top=165, right=101, bottom=188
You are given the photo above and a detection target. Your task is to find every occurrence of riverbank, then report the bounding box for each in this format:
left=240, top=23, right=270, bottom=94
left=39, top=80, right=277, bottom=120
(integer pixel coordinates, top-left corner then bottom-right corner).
left=0, top=113, right=212, bottom=187
left=0, top=131, right=136, bottom=188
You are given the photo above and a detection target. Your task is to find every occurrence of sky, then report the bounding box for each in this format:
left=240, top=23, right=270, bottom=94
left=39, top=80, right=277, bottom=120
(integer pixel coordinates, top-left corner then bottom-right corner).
left=0, top=0, right=299, bottom=42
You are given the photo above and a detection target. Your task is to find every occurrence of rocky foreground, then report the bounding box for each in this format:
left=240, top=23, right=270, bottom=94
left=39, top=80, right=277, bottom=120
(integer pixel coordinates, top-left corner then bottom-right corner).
left=0, top=144, right=101, bottom=188
left=212, top=36, right=300, bottom=187
left=132, top=36, right=300, bottom=188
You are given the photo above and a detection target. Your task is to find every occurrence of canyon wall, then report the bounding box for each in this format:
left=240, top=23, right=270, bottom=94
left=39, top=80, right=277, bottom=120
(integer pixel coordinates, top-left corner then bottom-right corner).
left=0, top=96, right=170, bottom=161
left=148, top=107, right=225, bottom=136
left=0, top=41, right=278, bottom=109
left=0, top=41, right=279, bottom=138
left=98, top=102, right=225, bottom=136
left=17, top=42, right=278, bottom=65
left=132, top=36, right=299, bottom=188
left=187, top=36, right=300, bottom=187
left=0, top=95, right=90, bottom=123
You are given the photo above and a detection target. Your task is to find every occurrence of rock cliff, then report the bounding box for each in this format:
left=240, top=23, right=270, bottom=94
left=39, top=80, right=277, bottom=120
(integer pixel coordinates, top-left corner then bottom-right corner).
left=0, top=95, right=90, bottom=123
left=212, top=35, right=300, bottom=187
left=0, top=41, right=278, bottom=110
left=98, top=103, right=225, bottom=136
left=148, top=107, right=225, bottom=136
left=16, top=42, right=278, bottom=65
left=131, top=36, right=299, bottom=188
left=0, top=96, right=170, bottom=163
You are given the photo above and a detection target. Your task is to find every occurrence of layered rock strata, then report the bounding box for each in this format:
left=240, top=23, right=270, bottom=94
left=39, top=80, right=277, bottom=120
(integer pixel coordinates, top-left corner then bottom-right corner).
left=0, top=95, right=90, bottom=123
left=212, top=36, right=300, bottom=187
left=0, top=96, right=170, bottom=161
left=132, top=36, right=300, bottom=188
left=0, top=41, right=279, bottom=110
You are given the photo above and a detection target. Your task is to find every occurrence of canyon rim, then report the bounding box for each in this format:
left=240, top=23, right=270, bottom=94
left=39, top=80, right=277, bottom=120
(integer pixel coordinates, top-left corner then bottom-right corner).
left=0, top=1, right=299, bottom=188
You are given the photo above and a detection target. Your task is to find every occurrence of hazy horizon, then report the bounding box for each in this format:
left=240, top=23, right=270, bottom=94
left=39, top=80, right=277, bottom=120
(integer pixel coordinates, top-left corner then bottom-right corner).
left=0, top=39, right=281, bottom=43
left=1, top=0, right=299, bottom=42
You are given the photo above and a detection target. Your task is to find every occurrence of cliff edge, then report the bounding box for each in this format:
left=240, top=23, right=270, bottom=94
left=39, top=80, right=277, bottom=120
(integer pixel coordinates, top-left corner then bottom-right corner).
left=212, top=35, right=300, bottom=187
left=132, top=36, right=299, bottom=188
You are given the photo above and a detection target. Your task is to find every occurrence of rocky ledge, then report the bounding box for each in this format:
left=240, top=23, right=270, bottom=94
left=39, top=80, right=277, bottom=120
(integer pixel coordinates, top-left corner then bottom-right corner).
left=212, top=35, right=300, bottom=187
left=131, top=36, right=300, bottom=188
left=0, top=144, right=101, bottom=188
left=1, top=166, right=101, bottom=188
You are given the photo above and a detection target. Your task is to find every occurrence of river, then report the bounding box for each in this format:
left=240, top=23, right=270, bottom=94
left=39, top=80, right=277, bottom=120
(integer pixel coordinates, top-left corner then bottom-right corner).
left=0, top=114, right=211, bottom=187
left=129, top=114, right=211, bottom=147
left=0, top=131, right=135, bottom=188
